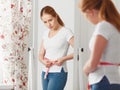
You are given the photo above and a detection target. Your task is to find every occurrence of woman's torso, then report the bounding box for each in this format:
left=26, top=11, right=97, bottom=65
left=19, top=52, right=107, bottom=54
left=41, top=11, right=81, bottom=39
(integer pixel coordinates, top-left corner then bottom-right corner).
left=42, top=27, right=73, bottom=72
left=89, top=21, right=120, bottom=84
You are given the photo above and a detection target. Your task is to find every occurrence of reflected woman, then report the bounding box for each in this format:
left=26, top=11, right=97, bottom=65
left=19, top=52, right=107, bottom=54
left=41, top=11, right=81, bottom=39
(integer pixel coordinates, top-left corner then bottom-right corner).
left=79, top=0, right=120, bottom=90
left=39, top=6, right=74, bottom=90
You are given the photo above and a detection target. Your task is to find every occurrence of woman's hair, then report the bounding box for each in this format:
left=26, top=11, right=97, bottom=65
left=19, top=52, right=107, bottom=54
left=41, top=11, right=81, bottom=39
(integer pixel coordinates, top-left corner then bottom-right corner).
left=80, top=0, right=120, bottom=32
left=40, top=6, right=64, bottom=26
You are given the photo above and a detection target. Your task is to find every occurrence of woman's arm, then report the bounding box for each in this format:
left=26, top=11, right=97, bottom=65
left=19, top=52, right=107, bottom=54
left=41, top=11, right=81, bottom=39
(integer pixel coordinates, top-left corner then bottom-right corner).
left=39, top=40, right=52, bottom=68
left=83, top=35, right=107, bottom=75
left=55, top=36, right=74, bottom=66
left=62, top=36, right=74, bottom=61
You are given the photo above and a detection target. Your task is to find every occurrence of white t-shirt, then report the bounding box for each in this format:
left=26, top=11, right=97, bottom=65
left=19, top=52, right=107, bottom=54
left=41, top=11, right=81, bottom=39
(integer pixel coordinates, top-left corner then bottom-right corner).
left=89, top=21, right=120, bottom=85
left=42, top=27, right=73, bottom=72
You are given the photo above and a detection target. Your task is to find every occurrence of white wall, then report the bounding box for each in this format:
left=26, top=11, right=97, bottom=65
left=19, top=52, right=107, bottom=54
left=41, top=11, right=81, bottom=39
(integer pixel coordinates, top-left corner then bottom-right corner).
left=37, top=0, right=74, bottom=90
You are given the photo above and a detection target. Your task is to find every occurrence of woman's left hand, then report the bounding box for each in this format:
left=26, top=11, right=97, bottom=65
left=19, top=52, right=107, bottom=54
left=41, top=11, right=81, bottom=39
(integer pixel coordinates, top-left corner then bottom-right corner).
left=54, top=58, right=65, bottom=66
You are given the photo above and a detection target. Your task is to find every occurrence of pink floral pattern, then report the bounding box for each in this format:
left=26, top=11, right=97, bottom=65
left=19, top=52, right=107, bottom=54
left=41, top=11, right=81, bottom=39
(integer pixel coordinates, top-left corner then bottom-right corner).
left=0, top=0, right=32, bottom=90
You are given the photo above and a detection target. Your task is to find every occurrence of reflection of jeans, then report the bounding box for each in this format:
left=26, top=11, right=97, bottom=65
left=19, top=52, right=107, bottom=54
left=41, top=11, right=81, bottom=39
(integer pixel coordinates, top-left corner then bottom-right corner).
left=41, top=68, right=68, bottom=90
left=91, top=76, right=120, bottom=90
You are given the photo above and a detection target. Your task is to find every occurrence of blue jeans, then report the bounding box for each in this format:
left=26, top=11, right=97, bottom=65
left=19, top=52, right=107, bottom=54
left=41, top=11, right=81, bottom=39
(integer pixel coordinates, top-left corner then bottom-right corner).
left=41, top=68, right=68, bottom=90
left=91, top=76, right=120, bottom=90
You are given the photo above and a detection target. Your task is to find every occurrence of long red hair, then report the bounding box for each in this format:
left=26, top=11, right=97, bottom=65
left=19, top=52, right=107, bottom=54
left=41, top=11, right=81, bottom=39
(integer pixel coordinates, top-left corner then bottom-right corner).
left=40, top=6, right=64, bottom=26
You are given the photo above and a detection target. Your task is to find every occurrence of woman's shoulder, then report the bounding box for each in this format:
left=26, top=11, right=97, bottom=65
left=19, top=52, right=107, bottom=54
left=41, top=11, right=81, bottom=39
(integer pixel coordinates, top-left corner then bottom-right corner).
left=95, top=21, right=119, bottom=40
left=61, top=27, right=73, bottom=34
left=97, top=21, right=117, bottom=31
left=43, top=29, right=49, bottom=35
left=42, top=29, right=49, bottom=38
left=96, top=21, right=118, bottom=33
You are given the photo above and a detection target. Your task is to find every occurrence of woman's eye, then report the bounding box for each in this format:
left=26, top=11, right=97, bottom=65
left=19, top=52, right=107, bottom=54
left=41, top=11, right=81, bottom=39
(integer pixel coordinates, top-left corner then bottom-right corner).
left=44, top=21, right=47, bottom=23
left=49, top=19, right=52, bottom=22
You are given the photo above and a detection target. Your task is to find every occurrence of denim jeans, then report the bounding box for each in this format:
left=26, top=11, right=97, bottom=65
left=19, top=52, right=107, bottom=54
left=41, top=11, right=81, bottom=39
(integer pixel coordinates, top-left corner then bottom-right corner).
left=91, top=76, right=120, bottom=90
left=41, top=68, right=68, bottom=90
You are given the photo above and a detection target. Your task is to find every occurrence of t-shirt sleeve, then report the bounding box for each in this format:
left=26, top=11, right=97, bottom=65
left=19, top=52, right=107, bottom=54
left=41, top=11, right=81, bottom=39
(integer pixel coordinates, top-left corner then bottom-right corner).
left=95, top=23, right=113, bottom=40
left=65, top=29, right=74, bottom=42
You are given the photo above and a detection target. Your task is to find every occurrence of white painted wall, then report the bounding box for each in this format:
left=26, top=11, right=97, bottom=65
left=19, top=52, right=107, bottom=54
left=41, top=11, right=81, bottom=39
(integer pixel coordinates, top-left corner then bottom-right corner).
left=36, top=0, right=74, bottom=90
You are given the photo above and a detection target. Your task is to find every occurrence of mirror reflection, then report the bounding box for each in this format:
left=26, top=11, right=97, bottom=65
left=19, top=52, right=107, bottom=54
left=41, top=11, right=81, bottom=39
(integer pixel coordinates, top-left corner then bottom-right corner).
left=37, top=1, right=74, bottom=90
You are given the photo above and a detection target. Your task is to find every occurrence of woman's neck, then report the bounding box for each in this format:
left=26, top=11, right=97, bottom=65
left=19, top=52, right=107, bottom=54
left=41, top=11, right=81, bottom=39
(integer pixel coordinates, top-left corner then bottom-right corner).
left=52, top=24, right=62, bottom=31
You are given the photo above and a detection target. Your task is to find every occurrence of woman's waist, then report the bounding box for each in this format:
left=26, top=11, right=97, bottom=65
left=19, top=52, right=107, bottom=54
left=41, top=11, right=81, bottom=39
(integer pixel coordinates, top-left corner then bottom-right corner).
left=42, top=65, right=67, bottom=72
left=90, top=65, right=119, bottom=75
left=99, top=61, right=120, bottom=66
left=89, top=66, right=119, bottom=79
left=45, top=55, right=66, bottom=60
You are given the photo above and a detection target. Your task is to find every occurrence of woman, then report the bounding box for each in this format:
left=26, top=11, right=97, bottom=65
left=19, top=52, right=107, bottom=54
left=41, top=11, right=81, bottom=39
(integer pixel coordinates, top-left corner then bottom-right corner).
left=39, top=6, right=74, bottom=90
left=79, top=0, right=120, bottom=90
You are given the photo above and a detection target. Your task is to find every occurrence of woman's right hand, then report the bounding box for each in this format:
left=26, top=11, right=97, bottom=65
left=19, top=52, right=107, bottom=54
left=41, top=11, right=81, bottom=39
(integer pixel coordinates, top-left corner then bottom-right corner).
left=43, top=60, right=53, bottom=68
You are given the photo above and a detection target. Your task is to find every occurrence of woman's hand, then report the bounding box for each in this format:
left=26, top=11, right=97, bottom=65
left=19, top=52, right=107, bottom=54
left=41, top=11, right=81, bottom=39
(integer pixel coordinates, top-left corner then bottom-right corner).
left=83, top=62, right=89, bottom=76
left=43, top=60, right=53, bottom=68
left=54, top=58, right=65, bottom=66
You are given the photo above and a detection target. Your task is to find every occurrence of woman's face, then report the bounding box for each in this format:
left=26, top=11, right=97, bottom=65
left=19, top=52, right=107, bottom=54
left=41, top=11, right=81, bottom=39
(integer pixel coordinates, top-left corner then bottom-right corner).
left=84, top=9, right=99, bottom=24
left=41, top=13, right=58, bottom=30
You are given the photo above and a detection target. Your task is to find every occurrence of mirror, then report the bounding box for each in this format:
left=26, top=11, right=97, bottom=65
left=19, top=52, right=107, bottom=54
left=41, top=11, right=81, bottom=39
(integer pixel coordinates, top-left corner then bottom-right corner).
left=33, top=0, right=74, bottom=90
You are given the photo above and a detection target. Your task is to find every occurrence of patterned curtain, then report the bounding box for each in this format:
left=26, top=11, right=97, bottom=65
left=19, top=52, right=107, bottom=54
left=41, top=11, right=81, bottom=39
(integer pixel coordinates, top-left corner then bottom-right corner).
left=0, top=0, right=32, bottom=90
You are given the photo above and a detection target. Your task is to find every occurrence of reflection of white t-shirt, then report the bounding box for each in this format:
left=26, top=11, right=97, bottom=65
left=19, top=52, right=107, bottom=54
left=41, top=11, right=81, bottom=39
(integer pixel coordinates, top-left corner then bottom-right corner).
left=89, top=21, right=120, bottom=85
left=42, top=27, right=73, bottom=72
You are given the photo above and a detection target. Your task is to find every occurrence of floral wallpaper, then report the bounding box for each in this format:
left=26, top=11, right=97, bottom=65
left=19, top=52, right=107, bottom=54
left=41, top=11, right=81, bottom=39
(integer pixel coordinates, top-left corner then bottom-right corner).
left=0, top=0, right=32, bottom=90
